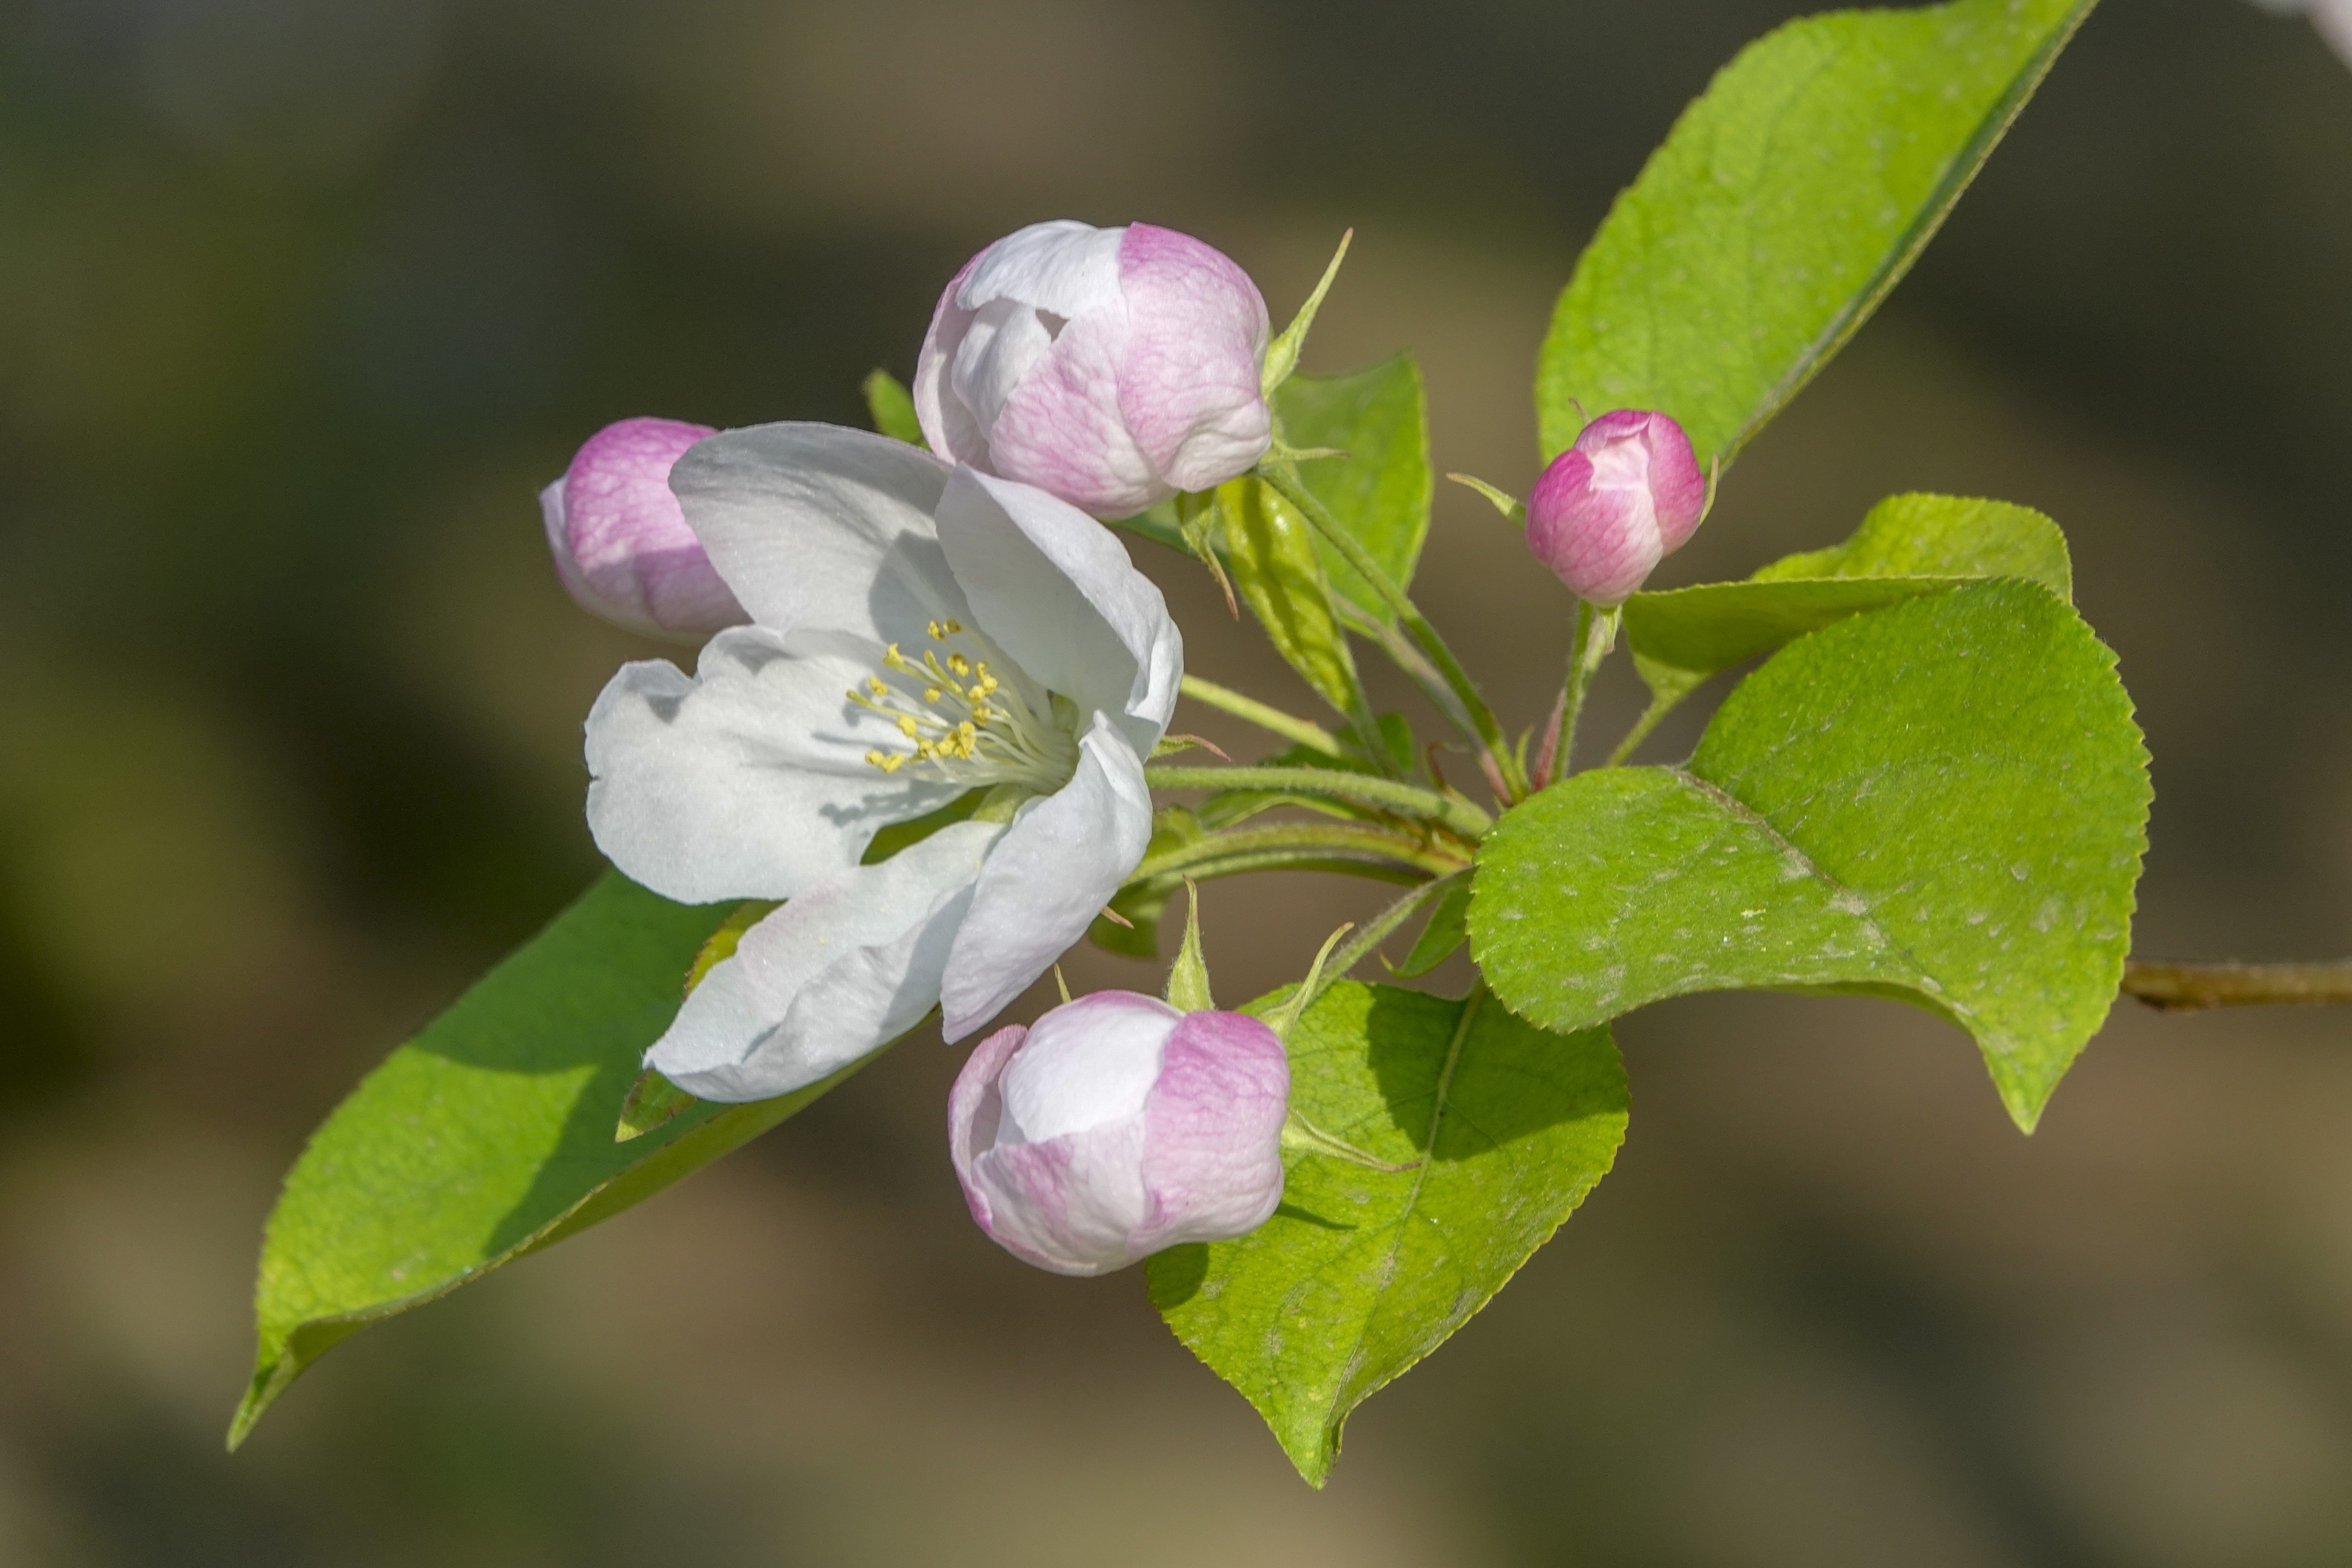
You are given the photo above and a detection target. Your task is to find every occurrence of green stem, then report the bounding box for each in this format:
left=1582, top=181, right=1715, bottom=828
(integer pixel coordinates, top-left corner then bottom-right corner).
left=1255, top=462, right=1526, bottom=799
left=1145, top=764, right=1491, bottom=839
left=1325, top=872, right=1469, bottom=988
left=1133, top=823, right=1467, bottom=884
left=1538, top=603, right=1618, bottom=787
left=1178, top=674, right=1344, bottom=757
left=1605, top=687, right=1685, bottom=769
left=1132, top=851, right=1430, bottom=889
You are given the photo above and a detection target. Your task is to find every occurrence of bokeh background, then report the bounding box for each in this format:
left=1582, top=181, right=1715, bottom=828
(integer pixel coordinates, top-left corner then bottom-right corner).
left=3, top=0, right=2351, bottom=1562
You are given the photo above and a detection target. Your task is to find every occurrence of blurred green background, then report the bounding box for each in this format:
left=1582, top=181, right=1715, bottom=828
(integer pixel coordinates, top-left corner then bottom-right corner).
left=3, top=0, right=2350, bottom=1563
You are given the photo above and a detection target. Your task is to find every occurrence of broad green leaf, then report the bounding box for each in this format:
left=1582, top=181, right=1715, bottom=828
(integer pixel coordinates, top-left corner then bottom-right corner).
left=1151, top=982, right=1626, bottom=1485
left=1473, top=581, right=2148, bottom=1132
left=1216, top=475, right=1364, bottom=719
left=1275, top=357, right=1431, bottom=621
left=1537, top=0, right=2097, bottom=465
left=861, top=368, right=925, bottom=446
left=233, top=873, right=870, bottom=1448
left=1621, top=493, right=2073, bottom=728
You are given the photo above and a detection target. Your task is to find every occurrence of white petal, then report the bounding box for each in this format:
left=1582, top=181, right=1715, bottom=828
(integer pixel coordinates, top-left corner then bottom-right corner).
left=935, top=468, right=1182, bottom=753
left=996, top=992, right=1180, bottom=1144
left=585, top=626, right=963, bottom=903
left=955, top=221, right=1125, bottom=319
left=647, top=819, right=1006, bottom=1101
left=670, top=422, right=970, bottom=645
left=938, top=713, right=1155, bottom=1039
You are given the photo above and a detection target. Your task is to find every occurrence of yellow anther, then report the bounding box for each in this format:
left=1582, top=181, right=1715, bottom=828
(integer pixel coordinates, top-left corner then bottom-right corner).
left=928, top=620, right=944, bottom=640
left=945, top=619, right=964, bottom=634
left=924, top=686, right=943, bottom=703
left=897, top=714, right=920, bottom=738
left=947, top=653, right=971, bottom=677
left=884, top=644, right=909, bottom=671
left=867, top=677, right=889, bottom=698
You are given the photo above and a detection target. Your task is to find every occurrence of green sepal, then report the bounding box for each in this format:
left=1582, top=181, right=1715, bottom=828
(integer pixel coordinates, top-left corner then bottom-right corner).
left=1165, top=882, right=1214, bottom=1013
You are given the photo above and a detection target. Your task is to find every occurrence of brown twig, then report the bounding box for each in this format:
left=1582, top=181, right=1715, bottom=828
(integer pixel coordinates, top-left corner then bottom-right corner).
left=2122, top=960, right=2352, bottom=1012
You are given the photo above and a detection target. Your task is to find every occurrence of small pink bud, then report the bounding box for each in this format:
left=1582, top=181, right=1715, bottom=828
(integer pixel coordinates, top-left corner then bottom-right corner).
left=540, top=417, right=749, bottom=640
left=948, top=991, right=1289, bottom=1277
left=913, top=220, right=1273, bottom=518
left=1524, top=409, right=1707, bottom=606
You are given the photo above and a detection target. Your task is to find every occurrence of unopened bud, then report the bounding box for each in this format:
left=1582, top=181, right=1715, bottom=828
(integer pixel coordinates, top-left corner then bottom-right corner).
left=949, top=990, right=1289, bottom=1277
left=541, top=417, right=748, bottom=640
left=914, top=221, right=1272, bottom=518
left=1525, top=409, right=1706, bottom=606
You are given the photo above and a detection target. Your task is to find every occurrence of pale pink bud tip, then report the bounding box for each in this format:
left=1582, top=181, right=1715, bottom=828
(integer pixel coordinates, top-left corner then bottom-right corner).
left=948, top=991, right=1289, bottom=1277
left=541, top=416, right=750, bottom=640
left=912, top=221, right=1273, bottom=518
left=1525, top=409, right=1707, bottom=607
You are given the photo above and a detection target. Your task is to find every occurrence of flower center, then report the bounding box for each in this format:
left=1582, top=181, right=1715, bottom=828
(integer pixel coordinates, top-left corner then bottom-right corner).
left=849, top=619, right=1078, bottom=792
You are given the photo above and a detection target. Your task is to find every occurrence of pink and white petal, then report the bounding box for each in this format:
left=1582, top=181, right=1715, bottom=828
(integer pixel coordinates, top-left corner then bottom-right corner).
left=586, top=627, right=963, bottom=904
left=937, top=713, right=1155, bottom=1041
left=1113, top=224, right=1272, bottom=491
left=995, top=991, right=1179, bottom=1144
left=969, top=1115, right=1152, bottom=1276
left=953, top=220, right=1126, bottom=320
left=1134, top=1010, right=1289, bottom=1254
left=669, top=423, right=968, bottom=644
left=935, top=468, right=1181, bottom=750
left=647, top=819, right=1004, bottom=1101
left=948, top=1020, right=1028, bottom=1193
left=914, top=255, right=990, bottom=467
left=983, top=309, right=1166, bottom=517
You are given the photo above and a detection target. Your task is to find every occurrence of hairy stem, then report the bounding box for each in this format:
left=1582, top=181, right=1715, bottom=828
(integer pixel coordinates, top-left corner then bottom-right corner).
left=2122, top=960, right=2352, bottom=1011
left=1606, top=686, right=1686, bottom=769
left=1255, top=461, right=1526, bottom=799
left=1146, top=764, right=1491, bottom=839
left=1133, top=822, right=1467, bottom=884
left=1177, top=674, right=1345, bottom=757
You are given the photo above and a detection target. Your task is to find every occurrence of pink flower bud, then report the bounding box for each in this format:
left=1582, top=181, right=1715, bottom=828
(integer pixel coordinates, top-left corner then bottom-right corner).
left=948, top=990, right=1289, bottom=1277
left=913, top=221, right=1273, bottom=518
left=1525, top=409, right=1708, bottom=606
left=540, top=417, right=750, bottom=640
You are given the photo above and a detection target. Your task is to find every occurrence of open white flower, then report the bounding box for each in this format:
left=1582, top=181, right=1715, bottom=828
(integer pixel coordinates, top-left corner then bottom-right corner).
left=584, top=423, right=1181, bottom=1102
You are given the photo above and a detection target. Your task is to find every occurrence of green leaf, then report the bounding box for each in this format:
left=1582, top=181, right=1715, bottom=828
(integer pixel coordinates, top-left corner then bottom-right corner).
left=1536, top=0, right=2097, bottom=466
left=1393, top=879, right=1472, bottom=979
left=233, top=873, right=872, bottom=1449
left=1473, top=581, right=2148, bottom=1132
left=1274, top=358, right=1431, bottom=621
left=1216, top=475, right=1365, bottom=719
left=1150, top=982, right=1626, bottom=1486
left=1620, top=493, right=2073, bottom=732
left=861, top=368, right=925, bottom=447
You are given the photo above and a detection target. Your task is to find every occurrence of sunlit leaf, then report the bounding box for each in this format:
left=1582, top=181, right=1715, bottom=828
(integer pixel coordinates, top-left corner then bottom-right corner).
left=1620, top=492, right=2073, bottom=732
left=233, top=873, right=870, bottom=1448
left=1275, top=356, right=1430, bottom=620
left=1537, top=0, right=2097, bottom=465
left=1473, top=581, right=2148, bottom=1131
left=1151, top=982, right=1626, bottom=1485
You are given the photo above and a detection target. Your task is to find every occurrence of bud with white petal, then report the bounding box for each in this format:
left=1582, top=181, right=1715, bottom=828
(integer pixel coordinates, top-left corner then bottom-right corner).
left=948, top=990, right=1289, bottom=1277
left=541, top=417, right=749, bottom=640
left=914, top=221, right=1273, bottom=518
left=1525, top=409, right=1707, bottom=606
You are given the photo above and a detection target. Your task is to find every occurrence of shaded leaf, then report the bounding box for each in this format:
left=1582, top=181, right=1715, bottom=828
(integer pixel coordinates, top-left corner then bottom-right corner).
left=1473, top=582, right=2148, bottom=1131
left=1274, top=357, right=1431, bottom=621
left=1537, top=0, right=2096, bottom=466
left=1151, top=982, right=1626, bottom=1485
